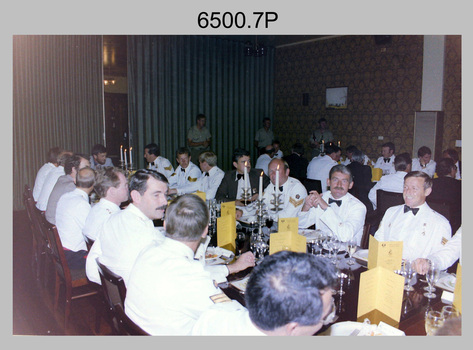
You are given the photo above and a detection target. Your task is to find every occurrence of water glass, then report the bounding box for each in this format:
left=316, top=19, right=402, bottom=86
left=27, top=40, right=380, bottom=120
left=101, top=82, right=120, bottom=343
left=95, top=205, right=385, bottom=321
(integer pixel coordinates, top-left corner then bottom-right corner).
left=402, top=260, right=416, bottom=291
left=442, top=305, right=460, bottom=320
left=425, top=310, right=445, bottom=336
left=346, top=239, right=357, bottom=265
left=424, top=261, right=440, bottom=298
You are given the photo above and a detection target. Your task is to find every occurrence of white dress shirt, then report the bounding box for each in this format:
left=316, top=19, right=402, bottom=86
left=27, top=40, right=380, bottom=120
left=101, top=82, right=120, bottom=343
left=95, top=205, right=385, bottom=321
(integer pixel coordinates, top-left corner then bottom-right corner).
left=255, top=153, right=272, bottom=176
left=32, top=162, right=56, bottom=201
left=149, top=156, right=174, bottom=180
left=124, top=237, right=224, bottom=335
left=412, top=158, right=436, bottom=178
left=198, top=166, right=225, bottom=200
left=374, top=155, right=396, bottom=176
left=262, top=177, right=307, bottom=220
left=82, top=197, right=121, bottom=241
left=192, top=302, right=265, bottom=336
left=306, top=155, right=338, bottom=192
left=368, top=171, right=407, bottom=210
left=36, top=165, right=65, bottom=210
left=85, top=203, right=165, bottom=286
left=455, top=161, right=461, bottom=180
left=168, top=162, right=202, bottom=194
left=427, top=227, right=461, bottom=271
left=273, top=150, right=283, bottom=159
left=298, top=191, right=367, bottom=245
left=374, top=202, right=452, bottom=261
left=55, top=188, right=90, bottom=252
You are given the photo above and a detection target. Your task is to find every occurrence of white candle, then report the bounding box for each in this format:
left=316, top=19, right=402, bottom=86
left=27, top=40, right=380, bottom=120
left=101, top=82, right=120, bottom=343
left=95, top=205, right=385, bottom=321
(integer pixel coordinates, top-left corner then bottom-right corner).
left=321, top=140, right=325, bottom=153
left=120, top=145, right=124, bottom=162
left=259, top=171, right=263, bottom=198
left=129, top=147, right=133, bottom=166
left=244, top=161, right=248, bottom=190
left=275, top=164, right=280, bottom=198
left=124, top=149, right=128, bottom=169
left=338, top=140, right=340, bottom=147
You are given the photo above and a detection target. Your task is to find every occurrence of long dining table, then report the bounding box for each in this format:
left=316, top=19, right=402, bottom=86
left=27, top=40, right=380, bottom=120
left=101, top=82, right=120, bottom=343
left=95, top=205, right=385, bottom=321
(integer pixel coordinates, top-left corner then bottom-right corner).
left=218, top=249, right=453, bottom=336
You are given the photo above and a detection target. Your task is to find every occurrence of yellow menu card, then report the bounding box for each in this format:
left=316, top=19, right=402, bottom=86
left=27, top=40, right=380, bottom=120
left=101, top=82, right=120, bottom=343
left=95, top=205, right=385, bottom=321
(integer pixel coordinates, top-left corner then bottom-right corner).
left=221, top=201, right=236, bottom=220
left=357, top=266, right=405, bottom=323
left=367, top=235, right=403, bottom=271
left=269, top=231, right=307, bottom=254
left=217, top=214, right=236, bottom=253
left=192, top=190, right=206, bottom=202
left=371, top=167, right=382, bottom=182
left=453, top=263, right=462, bottom=313
left=277, top=217, right=299, bottom=236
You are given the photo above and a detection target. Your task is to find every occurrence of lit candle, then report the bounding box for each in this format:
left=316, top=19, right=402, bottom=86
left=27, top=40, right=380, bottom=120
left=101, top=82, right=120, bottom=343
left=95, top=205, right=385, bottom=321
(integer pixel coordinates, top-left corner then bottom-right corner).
left=338, top=140, right=341, bottom=147
left=321, top=140, right=325, bottom=153
left=259, top=171, right=263, bottom=198
left=129, top=147, right=133, bottom=166
left=120, top=145, right=123, bottom=162
left=244, top=161, right=248, bottom=190
left=275, top=164, right=280, bottom=198
left=124, top=149, right=128, bottom=169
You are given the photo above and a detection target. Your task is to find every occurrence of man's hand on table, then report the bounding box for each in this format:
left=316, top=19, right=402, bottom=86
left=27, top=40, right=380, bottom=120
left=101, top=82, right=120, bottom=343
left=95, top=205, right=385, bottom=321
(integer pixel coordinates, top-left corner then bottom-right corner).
left=227, top=251, right=255, bottom=274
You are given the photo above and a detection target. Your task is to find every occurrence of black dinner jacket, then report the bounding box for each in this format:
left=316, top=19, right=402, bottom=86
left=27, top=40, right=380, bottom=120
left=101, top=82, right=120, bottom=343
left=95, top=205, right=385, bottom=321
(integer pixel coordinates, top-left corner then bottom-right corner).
left=215, top=168, right=270, bottom=201
left=283, top=153, right=309, bottom=181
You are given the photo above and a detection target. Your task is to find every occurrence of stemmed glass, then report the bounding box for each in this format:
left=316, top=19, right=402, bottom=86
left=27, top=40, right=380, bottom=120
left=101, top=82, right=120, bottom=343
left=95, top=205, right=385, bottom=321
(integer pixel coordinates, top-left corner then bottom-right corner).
left=402, top=259, right=417, bottom=292
left=330, top=238, right=341, bottom=265
left=425, top=310, right=445, bottom=336
left=346, top=238, right=357, bottom=266
left=441, top=305, right=460, bottom=320
left=424, top=261, right=441, bottom=298
left=323, top=231, right=334, bottom=259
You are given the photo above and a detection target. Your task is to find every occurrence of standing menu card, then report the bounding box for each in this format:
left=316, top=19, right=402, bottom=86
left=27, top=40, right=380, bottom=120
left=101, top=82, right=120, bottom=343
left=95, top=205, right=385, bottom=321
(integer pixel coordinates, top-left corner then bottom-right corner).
left=367, top=235, right=403, bottom=271
left=217, top=201, right=236, bottom=253
left=220, top=201, right=236, bottom=220
left=277, top=217, right=299, bottom=236
left=453, top=263, right=462, bottom=313
left=193, top=190, right=206, bottom=202
left=357, top=266, right=405, bottom=323
left=269, top=231, right=307, bottom=254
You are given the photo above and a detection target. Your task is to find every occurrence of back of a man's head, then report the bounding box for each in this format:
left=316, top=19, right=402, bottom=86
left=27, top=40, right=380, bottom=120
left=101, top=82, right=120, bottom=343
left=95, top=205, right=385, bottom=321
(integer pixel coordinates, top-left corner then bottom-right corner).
left=64, top=154, right=85, bottom=175
left=350, top=150, right=364, bottom=164
left=48, top=146, right=63, bottom=164
left=436, top=157, right=456, bottom=177
left=76, top=167, right=96, bottom=189
left=164, top=194, right=209, bottom=242
left=394, top=152, right=412, bottom=172
left=94, top=167, right=126, bottom=198
left=291, top=143, right=304, bottom=156
left=245, top=251, right=337, bottom=332
left=324, top=144, right=340, bottom=156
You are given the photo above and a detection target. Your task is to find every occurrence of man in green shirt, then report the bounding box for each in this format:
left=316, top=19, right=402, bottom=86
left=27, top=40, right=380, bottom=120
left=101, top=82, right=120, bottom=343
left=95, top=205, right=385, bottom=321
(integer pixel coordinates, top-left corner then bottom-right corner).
left=187, top=114, right=211, bottom=165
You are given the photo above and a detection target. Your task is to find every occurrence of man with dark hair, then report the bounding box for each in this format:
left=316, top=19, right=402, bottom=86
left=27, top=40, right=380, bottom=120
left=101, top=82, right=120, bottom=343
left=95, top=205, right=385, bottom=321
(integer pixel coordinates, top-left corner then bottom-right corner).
left=33, top=146, right=63, bottom=201
left=187, top=114, right=211, bottom=164
left=55, top=167, right=96, bottom=269
left=192, top=251, right=337, bottom=336
left=89, top=143, right=113, bottom=170
left=283, top=143, right=309, bottom=182
left=167, top=147, right=202, bottom=195
left=306, top=144, right=341, bottom=192
left=412, top=146, right=436, bottom=178
left=255, top=144, right=275, bottom=176
left=300, top=164, right=367, bottom=245
left=125, top=194, right=255, bottom=335
left=215, top=147, right=270, bottom=205
left=374, top=171, right=451, bottom=261
left=369, top=152, right=412, bottom=210
left=254, top=117, right=274, bottom=150
left=86, top=169, right=169, bottom=285
left=83, top=167, right=129, bottom=241
left=45, top=154, right=90, bottom=224
left=144, top=142, right=174, bottom=179
left=374, top=141, right=396, bottom=176
left=443, top=148, right=461, bottom=179
left=309, top=117, right=334, bottom=158
left=272, top=139, right=283, bottom=158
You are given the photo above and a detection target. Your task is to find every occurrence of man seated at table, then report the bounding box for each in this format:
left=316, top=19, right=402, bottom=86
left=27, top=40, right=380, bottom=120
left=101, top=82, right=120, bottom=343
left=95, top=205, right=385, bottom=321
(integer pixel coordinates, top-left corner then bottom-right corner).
left=89, top=143, right=114, bottom=170
left=195, top=151, right=225, bottom=200
left=283, top=142, right=308, bottom=182
left=167, top=147, right=202, bottom=195
left=306, top=144, right=341, bottom=193
left=341, top=145, right=370, bottom=166
left=443, top=148, right=461, bottom=180
left=144, top=142, right=174, bottom=180
left=368, top=152, right=411, bottom=210
left=124, top=194, right=256, bottom=335
left=55, top=167, right=96, bottom=269
left=346, top=150, right=373, bottom=212
left=260, top=158, right=307, bottom=221
left=86, top=169, right=169, bottom=285
left=374, top=171, right=452, bottom=261
left=192, top=251, right=337, bottom=336
left=215, top=148, right=270, bottom=206
left=32, top=146, right=63, bottom=201
left=299, top=164, right=367, bottom=245
left=255, top=144, right=275, bottom=176
left=373, top=142, right=396, bottom=176
left=411, top=146, right=436, bottom=178
left=82, top=167, right=129, bottom=241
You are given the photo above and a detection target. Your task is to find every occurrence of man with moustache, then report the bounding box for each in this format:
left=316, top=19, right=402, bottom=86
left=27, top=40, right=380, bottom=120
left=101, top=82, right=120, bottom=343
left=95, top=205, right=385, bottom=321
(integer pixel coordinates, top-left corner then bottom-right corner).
left=86, top=169, right=169, bottom=286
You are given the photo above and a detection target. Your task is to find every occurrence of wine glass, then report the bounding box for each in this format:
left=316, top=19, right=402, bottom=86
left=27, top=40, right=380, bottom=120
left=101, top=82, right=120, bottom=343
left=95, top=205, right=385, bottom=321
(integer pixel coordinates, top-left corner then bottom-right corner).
left=402, top=260, right=417, bottom=292
left=441, top=305, right=460, bottom=320
left=424, top=261, right=441, bottom=298
left=331, top=238, right=341, bottom=265
left=346, top=238, right=357, bottom=266
left=323, top=231, right=334, bottom=259
left=425, top=310, right=445, bottom=336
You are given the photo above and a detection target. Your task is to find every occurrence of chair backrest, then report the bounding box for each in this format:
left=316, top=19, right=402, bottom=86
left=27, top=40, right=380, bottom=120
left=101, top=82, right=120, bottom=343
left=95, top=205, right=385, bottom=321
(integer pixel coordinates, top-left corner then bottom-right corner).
left=426, top=199, right=452, bottom=222
left=376, top=189, right=404, bottom=217
left=24, top=188, right=51, bottom=250
left=115, top=305, right=149, bottom=336
left=96, top=258, right=127, bottom=310
left=302, top=178, right=322, bottom=194
left=360, top=223, right=371, bottom=249
left=84, top=235, right=95, bottom=252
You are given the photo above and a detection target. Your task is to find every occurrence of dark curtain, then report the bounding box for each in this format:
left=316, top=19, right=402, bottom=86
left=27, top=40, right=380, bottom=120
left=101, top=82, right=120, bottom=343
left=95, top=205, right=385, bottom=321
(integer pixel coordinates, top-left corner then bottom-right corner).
left=127, top=35, right=274, bottom=171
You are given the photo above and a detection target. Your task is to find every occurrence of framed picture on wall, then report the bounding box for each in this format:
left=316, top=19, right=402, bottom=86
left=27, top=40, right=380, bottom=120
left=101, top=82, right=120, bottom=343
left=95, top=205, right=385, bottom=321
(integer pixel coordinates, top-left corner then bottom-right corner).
left=326, top=87, right=348, bottom=109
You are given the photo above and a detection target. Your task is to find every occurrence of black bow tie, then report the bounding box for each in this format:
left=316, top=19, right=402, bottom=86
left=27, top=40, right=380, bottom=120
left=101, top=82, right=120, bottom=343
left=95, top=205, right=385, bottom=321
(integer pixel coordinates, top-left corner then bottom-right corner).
left=236, top=173, right=244, bottom=180
left=383, top=158, right=390, bottom=163
left=181, top=168, right=186, bottom=172
left=274, top=186, right=283, bottom=192
left=404, top=205, right=419, bottom=215
left=204, top=172, right=209, bottom=176
left=329, top=198, right=342, bottom=206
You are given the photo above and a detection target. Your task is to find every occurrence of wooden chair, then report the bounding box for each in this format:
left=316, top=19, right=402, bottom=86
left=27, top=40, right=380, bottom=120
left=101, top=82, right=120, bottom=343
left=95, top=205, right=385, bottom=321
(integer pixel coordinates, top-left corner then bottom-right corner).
left=366, top=189, right=404, bottom=231
left=302, top=178, right=322, bottom=194
left=39, top=216, right=99, bottom=332
left=360, top=223, right=371, bottom=249
left=84, top=235, right=95, bottom=252
left=96, top=258, right=148, bottom=335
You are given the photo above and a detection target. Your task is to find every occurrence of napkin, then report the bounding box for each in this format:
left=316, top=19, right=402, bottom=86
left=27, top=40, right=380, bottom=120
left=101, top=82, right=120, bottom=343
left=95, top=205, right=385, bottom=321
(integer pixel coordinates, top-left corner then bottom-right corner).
left=435, top=272, right=456, bottom=293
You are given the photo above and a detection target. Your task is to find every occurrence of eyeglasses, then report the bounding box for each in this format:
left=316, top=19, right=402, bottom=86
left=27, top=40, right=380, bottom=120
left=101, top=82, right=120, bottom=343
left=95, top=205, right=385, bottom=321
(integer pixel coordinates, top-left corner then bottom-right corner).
left=321, top=298, right=337, bottom=326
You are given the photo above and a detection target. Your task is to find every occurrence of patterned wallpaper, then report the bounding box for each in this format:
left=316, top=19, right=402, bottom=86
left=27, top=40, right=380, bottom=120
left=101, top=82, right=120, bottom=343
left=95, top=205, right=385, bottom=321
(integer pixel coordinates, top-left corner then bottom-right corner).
left=273, top=35, right=461, bottom=161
